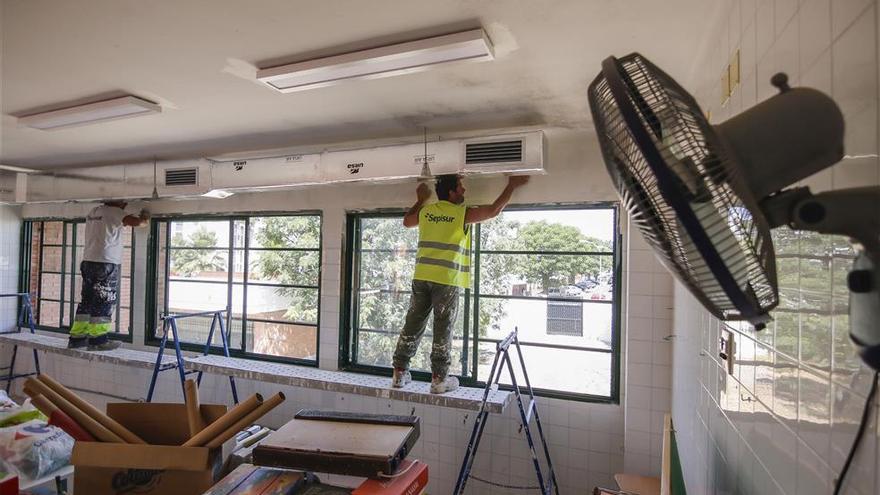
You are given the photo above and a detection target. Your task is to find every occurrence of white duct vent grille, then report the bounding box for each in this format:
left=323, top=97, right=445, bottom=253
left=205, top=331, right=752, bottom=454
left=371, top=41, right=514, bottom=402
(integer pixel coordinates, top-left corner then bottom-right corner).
left=165, top=167, right=198, bottom=186
left=465, top=140, right=523, bottom=164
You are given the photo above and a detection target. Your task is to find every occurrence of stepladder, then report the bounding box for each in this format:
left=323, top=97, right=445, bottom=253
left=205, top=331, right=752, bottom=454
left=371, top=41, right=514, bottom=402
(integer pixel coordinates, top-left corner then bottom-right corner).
left=454, top=328, right=559, bottom=495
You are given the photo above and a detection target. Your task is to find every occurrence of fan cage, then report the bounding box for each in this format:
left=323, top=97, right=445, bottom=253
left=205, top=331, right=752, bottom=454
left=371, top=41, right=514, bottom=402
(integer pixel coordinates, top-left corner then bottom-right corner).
left=588, top=53, right=778, bottom=322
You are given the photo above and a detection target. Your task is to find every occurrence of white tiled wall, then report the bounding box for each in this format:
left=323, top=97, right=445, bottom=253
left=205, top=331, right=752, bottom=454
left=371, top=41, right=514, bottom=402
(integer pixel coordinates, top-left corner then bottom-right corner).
left=673, top=1, right=880, bottom=494
left=0, top=205, right=21, bottom=332
left=623, top=218, right=673, bottom=477
left=0, top=348, right=626, bottom=493
left=0, top=129, right=677, bottom=493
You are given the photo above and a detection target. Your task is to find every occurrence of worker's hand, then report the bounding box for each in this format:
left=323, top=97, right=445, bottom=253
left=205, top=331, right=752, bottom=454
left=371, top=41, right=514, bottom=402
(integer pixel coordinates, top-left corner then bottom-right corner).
left=508, top=175, right=530, bottom=188
left=416, top=183, right=431, bottom=202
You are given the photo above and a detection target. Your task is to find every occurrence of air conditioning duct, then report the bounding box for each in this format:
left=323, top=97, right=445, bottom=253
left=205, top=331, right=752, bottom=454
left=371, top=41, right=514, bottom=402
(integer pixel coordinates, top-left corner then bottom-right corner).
left=9, top=131, right=545, bottom=203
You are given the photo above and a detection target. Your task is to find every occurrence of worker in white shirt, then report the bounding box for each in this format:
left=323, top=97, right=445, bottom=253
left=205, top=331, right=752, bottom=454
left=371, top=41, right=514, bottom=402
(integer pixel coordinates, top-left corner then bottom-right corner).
left=68, top=200, right=149, bottom=350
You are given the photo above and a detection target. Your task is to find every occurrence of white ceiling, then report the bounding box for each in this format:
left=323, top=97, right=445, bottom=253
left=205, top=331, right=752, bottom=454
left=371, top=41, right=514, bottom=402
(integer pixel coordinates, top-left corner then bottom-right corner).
left=1, top=0, right=721, bottom=170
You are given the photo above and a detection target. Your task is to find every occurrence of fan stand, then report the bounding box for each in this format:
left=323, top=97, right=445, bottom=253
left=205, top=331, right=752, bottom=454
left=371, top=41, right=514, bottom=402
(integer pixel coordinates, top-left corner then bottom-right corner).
left=761, top=185, right=880, bottom=369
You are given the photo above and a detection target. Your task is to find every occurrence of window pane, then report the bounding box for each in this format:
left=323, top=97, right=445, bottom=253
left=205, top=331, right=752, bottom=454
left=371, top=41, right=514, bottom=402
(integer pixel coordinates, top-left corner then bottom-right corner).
left=359, top=252, right=415, bottom=292
left=121, top=227, right=132, bottom=247
left=169, top=249, right=229, bottom=280
left=357, top=289, right=412, bottom=332
left=75, top=223, right=85, bottom=245
left=355, top=291, right=466, bottom=375
left=121, top=247, right=133, bottom=277
left=228, top=317, right=244, bottom=350
left=479, top=253, right=614, bottom=301
left=62, top=301, right=74, bottom=327
left=249, top=216, right=320, bottom=249
left=478, top=298, right=612, bottom=350
left=42, top=221, right=64, bottom=245
left=70, top=273, right=81, bottom=305
left=28, top=228, right=41, bottom=299
left=170, top=221, right=230, bottom=248
left=231, top=287, right=246, bottom=344
left=247, top=321, right=317, bottom=360
left=360, top=217, right=418, bottom=250
left=166, top=314, right=216, bottom=344
left=40, top=273, right=62, bottom=300
left=477, top=342, right=612, bottom=397
left=248, top=250, right=319, bottom=286
left=40, top=247, right=63, bottom=272
left=247, top=286, right=317, bottom=324
left=119, top=277, right=131, bottom=309
left=480, top=209, right=615, bottom=251
left=73, top=247, right=85, bottom=271
left=356, top=328, right=467, bottom=375
left=352, top=215, right=425, bottom=371
left=168, top=281, right=229, bottom=318
left=38, top=300, right=60, bottom=326
left=118, top=307, right=130, bottom=334
left=232, top=249, right=245, bottom=282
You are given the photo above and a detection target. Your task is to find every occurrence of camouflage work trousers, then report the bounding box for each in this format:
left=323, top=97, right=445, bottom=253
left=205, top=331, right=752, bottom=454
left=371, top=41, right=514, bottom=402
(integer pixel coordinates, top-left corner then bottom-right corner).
left=392, top=280, right=460, bottom=378
left=70, top=261, right=119, bottom=338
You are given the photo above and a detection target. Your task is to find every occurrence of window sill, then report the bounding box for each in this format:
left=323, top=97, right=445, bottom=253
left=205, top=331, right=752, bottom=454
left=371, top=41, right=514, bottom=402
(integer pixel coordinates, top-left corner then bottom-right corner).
left=0, top=332, right=175, bottom=370
left=186, top=354, right=512, bottom=412
left=0, top=332, right=513, bottom=412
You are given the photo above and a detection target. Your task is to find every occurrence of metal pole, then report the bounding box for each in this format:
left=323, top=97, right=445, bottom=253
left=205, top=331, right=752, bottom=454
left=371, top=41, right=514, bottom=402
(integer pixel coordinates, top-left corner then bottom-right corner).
left=170, top=318, right=188, bottom=400
left=216, top=311, right=239, bottom=404
left=146, top=319, right=170, bottom=402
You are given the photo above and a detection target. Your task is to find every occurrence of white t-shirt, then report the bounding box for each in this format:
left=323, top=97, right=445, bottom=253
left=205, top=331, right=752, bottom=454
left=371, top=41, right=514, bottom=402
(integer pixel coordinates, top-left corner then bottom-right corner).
left=83, top=205, right=128, bottom=264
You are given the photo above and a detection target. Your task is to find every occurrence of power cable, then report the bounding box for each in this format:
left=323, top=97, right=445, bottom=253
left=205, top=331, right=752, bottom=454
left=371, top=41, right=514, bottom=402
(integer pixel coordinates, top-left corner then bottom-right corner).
left=833, top=371, right=879, bottom=494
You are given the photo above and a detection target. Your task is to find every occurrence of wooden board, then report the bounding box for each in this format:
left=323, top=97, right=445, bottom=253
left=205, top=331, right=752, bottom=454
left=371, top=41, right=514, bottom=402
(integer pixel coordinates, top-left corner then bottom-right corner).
left=615, top=473, right=660, bottom=495
left=261, top=419, right=412, bottom=458
left=253, top=412, right=420, bottom=477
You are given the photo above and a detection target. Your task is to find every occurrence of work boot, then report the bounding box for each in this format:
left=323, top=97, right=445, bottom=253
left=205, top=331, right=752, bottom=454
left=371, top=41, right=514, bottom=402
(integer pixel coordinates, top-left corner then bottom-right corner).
left=87, top=335, right=121, bottom=351
left=67, top=336, right=87, bottom=349
left=391, top=368, right=411, bottom=388
left=430, top=375, right=459, bottom=394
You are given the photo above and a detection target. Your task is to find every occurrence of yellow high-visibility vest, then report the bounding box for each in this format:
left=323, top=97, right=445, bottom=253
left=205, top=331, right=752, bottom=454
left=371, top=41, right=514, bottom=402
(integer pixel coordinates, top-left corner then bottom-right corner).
left=413, top=201, right=471, bottom=288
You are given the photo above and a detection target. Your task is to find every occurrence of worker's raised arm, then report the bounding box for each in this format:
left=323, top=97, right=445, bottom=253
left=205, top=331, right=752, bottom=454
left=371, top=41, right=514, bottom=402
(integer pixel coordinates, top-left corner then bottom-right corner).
left=402, top=183, right=432, bottom=228
left=464, top=175, right=529, bottom=225
left=123, top=209, right=151, bottom=227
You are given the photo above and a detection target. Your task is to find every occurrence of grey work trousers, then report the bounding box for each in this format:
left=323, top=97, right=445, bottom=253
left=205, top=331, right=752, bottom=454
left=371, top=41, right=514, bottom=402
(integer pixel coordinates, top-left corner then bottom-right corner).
left=392, top=280, right=460, bottom=378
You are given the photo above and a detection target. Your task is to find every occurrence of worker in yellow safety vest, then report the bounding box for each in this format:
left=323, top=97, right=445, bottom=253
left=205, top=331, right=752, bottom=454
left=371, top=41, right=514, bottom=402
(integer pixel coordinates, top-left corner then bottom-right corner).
left=392, top=174, right=529, bottom=393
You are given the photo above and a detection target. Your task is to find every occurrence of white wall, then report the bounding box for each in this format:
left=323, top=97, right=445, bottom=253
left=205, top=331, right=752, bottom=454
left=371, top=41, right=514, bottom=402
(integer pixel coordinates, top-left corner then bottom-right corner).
left=0, top=205, right=21, bottom=331
left=623, top=219, right=673, bottom=477
left=672, top=1, right=880, bottom=494
left=1, top=128, right=679, bottom=492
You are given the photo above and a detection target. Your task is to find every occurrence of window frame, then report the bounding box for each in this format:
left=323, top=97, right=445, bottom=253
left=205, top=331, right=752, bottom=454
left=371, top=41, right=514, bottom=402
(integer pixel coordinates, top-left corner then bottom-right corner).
left=19, top=218, right=135, bottom=342
left=145, top=212, right=323, bottom=366
left=340, top=202, right=622, bottom=403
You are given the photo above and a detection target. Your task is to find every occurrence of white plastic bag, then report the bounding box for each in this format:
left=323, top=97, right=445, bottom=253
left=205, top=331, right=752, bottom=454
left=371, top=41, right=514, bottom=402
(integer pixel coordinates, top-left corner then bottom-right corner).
left=0, top=419, right=73, bottom=480
left=0, top=390, right=17, bottom=411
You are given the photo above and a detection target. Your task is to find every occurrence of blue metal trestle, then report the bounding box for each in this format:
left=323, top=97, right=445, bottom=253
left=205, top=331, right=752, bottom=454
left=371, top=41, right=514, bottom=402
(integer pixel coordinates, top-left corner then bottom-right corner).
left=146, top=309, right=238, bottom=404
left=0, top=293, right=41, bottom=394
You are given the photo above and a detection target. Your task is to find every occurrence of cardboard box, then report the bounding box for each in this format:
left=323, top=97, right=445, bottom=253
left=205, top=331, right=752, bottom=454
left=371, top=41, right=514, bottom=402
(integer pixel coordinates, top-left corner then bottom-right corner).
left=72, top=402, right=227, bottom=495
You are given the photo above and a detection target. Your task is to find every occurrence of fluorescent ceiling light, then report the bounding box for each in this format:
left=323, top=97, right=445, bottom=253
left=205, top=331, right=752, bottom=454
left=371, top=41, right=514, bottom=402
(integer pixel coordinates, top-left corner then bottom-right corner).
left=0, top=164, right=39, bottom=173
left=202, top=189, right=234, bottom=199
left=18, top=96, right=161, bottom=130
left=257, top=28, right=494, bottom=93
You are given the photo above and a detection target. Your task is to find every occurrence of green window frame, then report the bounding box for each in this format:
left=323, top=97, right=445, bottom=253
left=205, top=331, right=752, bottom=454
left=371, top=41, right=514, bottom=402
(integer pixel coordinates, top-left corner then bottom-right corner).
left=146, top=213, right=322, bottom=365
left=341, top=204, right=622, bottom=402
left=19, top=219, right=135, bottom=341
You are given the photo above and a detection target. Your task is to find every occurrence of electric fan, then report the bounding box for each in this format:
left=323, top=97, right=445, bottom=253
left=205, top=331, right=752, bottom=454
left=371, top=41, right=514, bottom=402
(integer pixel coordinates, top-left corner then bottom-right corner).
left=588, top=53, right=880, bottom=369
